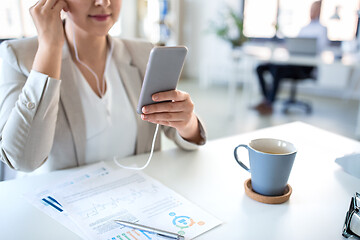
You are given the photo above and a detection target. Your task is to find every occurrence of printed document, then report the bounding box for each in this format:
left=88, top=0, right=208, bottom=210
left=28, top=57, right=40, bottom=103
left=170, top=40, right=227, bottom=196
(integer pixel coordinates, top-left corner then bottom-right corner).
left=25, top=162, right=221, bottom=240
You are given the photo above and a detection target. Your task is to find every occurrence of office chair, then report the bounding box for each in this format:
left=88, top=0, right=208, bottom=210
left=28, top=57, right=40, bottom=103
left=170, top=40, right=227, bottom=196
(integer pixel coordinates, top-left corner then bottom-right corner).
left=282, top=66, right=315, bottom=114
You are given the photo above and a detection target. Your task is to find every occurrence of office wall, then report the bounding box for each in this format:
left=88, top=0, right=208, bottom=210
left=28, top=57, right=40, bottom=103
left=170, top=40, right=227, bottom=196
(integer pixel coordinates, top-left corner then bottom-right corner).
left=181, top=0, right=243, bottom=80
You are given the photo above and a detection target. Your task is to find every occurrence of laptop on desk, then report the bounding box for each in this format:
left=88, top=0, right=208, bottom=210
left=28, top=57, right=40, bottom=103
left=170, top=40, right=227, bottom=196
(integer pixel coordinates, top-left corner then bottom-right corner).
left=285, top=37, right=318, bottom=56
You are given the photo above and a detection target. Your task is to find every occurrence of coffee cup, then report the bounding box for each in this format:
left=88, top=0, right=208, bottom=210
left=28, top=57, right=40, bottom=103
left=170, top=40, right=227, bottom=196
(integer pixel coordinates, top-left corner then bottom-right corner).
left=234, top=138, right=297, bottom=196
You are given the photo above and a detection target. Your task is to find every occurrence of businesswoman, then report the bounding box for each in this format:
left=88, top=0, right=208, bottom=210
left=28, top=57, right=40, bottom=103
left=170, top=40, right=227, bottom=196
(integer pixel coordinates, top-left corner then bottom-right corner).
left=0, top=0, right=205, bottom=174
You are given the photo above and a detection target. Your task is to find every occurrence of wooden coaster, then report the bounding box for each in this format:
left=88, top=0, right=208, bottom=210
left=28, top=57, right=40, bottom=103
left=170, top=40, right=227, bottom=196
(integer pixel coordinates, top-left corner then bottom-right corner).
left=244, top=178, right=292, bottom=204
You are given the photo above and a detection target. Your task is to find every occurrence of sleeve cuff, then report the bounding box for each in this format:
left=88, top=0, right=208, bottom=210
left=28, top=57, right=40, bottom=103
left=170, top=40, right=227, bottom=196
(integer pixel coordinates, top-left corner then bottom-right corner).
left=20, top=70, right=61, bottom=117
left=174, top=118, right=207, bottom=151
left=174, top=130, right=199, bottom=151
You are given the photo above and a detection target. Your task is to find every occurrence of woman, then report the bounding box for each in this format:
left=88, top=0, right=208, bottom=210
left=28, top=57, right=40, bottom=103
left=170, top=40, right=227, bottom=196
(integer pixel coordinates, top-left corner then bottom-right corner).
left=0, top=0, right=205, bottom=174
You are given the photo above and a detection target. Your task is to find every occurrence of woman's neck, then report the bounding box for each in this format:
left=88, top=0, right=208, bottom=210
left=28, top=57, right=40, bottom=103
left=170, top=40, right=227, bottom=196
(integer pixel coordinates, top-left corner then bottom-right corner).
left=64, top=20, right=108, bottom=65
left=64, top=19, right=110, bottom=98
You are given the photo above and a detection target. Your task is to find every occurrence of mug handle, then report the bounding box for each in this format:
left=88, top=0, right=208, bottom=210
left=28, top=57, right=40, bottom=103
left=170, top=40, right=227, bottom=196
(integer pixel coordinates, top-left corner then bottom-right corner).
left=234, top=144, right=250, bottom=172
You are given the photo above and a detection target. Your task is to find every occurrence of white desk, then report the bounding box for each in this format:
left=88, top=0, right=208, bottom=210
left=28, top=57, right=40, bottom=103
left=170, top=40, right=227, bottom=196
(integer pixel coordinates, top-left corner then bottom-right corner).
left=243, top=44, right=358, bottom=66
left=1, top=122, right=359, bottom=239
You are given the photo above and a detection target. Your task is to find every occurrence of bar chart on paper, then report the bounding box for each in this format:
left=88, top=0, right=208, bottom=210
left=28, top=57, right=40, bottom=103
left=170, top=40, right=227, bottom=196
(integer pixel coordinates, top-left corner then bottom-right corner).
left=109, top=230, right=153, bottom=240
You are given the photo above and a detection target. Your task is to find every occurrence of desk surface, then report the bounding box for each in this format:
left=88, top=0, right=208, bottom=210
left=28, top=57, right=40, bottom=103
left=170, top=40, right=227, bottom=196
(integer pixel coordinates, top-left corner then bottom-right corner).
left=1, top=122, right=359, bottom=240
left=243, top=44, right=359, bottom=67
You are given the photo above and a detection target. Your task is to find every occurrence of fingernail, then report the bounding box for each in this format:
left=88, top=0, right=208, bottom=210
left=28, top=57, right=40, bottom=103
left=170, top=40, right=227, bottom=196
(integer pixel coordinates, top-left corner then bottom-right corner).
left=141, top=114, right=148, bottom=120
left=153, top=95, right=158, bottom=101
left=142, top=107, right=147, bottom=113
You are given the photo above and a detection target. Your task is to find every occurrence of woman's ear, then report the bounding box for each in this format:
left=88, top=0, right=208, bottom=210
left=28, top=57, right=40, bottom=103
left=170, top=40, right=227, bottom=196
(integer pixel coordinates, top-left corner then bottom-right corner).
left=62, top=0, right=69, bottom=12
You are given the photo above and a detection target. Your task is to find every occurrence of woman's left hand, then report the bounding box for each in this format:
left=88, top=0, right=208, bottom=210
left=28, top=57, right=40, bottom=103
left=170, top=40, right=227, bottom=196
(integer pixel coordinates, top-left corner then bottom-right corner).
left=141, top=90, right=202, bottom=144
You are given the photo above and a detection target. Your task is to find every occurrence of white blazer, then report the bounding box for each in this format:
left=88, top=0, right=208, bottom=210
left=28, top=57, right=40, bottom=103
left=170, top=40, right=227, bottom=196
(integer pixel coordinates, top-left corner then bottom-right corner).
left=0, top=36, right=206, bottom=173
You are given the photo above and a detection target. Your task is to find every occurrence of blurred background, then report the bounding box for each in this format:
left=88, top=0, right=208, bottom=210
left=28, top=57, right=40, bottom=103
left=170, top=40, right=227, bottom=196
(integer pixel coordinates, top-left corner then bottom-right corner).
left=1, top=0, right=360, bottom=146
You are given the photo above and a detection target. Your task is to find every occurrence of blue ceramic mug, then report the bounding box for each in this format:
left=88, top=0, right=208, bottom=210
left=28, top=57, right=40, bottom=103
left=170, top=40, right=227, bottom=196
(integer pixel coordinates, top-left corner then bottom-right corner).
left=234, top=138, right=297, bottom=196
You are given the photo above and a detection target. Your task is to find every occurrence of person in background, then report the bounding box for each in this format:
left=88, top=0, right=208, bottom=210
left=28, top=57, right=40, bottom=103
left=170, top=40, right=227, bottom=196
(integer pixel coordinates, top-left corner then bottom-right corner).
left=298, top=0, right=328, bottom=52
left=0, top=0, right=206, bottom=176
left=254, top=0, right=328, bottom=115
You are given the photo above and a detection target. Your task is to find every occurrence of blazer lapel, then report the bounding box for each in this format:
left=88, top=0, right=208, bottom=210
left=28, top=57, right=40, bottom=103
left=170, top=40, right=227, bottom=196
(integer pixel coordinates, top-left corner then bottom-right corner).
left=59, top=44, right=86, bottom=166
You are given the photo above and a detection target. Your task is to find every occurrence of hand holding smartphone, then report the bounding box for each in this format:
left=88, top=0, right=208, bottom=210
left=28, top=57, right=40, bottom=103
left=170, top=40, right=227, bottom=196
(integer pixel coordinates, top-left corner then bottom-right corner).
left=137, top=46, right=188, bottom=114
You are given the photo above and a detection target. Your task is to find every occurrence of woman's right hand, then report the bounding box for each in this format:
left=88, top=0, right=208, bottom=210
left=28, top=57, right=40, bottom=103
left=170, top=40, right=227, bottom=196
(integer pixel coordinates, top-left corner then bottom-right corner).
left=30, top=0, right=69, bottom=79
left=30, top=0, right=68, bottom=49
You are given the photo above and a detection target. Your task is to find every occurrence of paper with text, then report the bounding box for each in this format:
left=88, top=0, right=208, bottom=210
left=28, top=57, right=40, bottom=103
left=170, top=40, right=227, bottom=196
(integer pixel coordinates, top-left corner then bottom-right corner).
left=25, top=162, right=221, bottom=240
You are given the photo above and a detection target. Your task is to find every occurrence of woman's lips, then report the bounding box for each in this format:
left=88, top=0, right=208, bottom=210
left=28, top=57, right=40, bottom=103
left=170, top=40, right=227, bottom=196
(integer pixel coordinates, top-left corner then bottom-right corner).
left=89, top=14, right=111, bottom=21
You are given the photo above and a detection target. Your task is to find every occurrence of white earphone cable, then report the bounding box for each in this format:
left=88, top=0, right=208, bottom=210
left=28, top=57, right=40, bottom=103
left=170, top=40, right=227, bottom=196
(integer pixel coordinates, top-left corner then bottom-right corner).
left=71, top=20, right=113, bottom=97
left=113, top=123, right=160, bottom=170
left=69, top=19, right=158, bottom=171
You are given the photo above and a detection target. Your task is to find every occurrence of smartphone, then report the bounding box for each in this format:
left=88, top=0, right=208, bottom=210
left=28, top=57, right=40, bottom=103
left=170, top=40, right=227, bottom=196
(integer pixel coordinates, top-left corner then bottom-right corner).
left=137, top=46, right=188, bottom=114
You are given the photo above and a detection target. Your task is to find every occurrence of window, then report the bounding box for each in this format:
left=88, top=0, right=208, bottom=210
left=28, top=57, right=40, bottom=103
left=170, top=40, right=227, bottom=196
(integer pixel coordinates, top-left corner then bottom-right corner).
left=278, top=0, right=316, bottom=37
left=243, top=0, right=359, bottom=41
left=243, top=0, right=278, bottom=38
left=320, top=0, right=359, bottom=41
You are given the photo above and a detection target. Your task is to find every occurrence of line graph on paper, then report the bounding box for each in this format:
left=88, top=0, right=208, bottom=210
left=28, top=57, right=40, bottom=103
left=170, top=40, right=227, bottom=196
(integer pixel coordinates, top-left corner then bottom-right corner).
left=78, top=184, right=160, bottom=219
left=62, top=173, right=159, bottom=204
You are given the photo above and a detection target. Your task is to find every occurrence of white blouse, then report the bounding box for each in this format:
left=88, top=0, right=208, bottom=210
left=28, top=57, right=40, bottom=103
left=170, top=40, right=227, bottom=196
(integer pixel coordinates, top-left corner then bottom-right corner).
left=74, top=58, right=137, bottom=164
